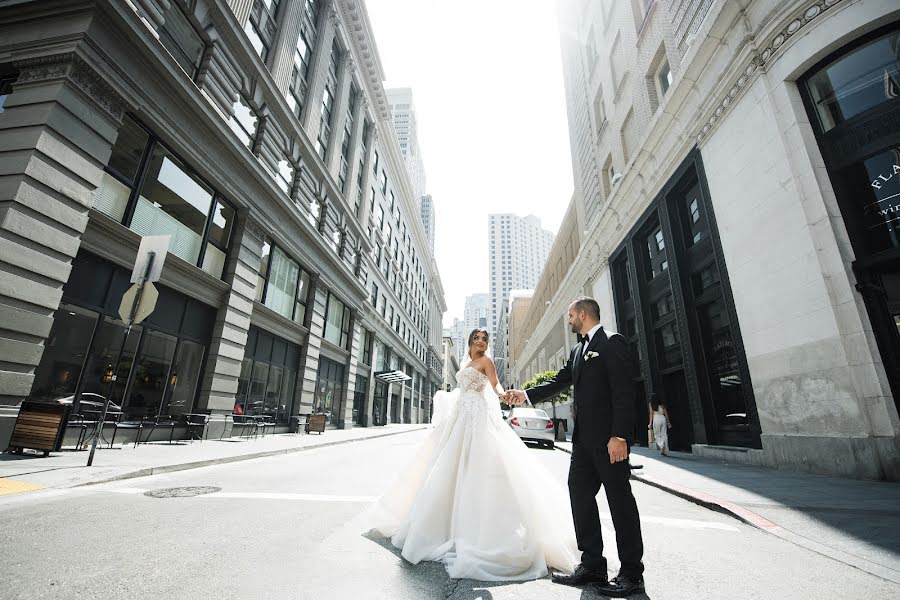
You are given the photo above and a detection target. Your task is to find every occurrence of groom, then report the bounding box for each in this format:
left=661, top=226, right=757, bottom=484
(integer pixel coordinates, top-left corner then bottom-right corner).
left=506, top=297, right=644, bottom=597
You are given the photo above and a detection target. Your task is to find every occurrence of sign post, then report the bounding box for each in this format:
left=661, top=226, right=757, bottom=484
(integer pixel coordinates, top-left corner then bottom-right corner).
left=86, top=236, right=169, bottom=466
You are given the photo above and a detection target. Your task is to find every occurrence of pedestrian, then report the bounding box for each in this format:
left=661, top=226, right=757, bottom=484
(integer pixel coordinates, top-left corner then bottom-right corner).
left=648, top=393, right=671, bottom=456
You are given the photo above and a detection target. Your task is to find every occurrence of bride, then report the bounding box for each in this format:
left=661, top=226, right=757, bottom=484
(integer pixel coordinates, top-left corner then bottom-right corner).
left=369, top=328, right=579, bottom=581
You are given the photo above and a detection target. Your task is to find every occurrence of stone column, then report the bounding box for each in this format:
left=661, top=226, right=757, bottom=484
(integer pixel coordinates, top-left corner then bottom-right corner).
left=297, top=280, right=329, bottom=415
left=356, top=126, right=377, bottom=226
left=364, top=340, right=378, bottom=427
left=325, top=56, right=353, bottom=175
left=300, top=0, right=337, bottom=136
left=268, top=0, right=303, bottom=95
left=340, top=319, right=362, bottom=429
left=0, top=54, right=127, bottom=447
left=343, top=96, right=365, bottom=207
left=195, top=215, right=265, bottom=438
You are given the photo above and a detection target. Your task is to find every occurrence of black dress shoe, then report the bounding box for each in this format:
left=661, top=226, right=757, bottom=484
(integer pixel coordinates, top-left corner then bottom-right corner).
left=594, top=574, right=645, bottom=597
left=551, top=564, right=608, bottom=587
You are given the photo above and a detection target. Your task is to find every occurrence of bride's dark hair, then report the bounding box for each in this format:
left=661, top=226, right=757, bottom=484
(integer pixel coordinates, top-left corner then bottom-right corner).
left=466, top=328, right=490, bottom=359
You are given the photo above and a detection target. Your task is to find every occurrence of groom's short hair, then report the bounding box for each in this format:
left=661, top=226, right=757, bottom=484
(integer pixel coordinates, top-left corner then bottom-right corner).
left=571, top=296, right=600, bottom=320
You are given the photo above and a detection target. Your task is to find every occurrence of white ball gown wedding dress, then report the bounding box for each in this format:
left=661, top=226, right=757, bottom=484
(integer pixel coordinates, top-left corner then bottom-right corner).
left=369, top=365, right=579, bottom=581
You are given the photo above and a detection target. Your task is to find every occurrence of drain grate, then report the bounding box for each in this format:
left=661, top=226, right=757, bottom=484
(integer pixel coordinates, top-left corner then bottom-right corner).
left=144, top=486, right=221, bottom=498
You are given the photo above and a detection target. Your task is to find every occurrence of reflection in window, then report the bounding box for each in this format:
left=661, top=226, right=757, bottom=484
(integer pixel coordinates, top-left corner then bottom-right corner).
left=655, top=321, right=681, bottom=368
left=0, top=75, right=14, bottom=113
left=314, top=357, right=345, bottom=426
left=133, top=149, right=212, bottom=265
left=805, top=28, right=900, bottom=132
left=161, top=340, right=204, bottom=416
left=92, top=116, right=234, bottom=279
left=124, top=330, right=178, bottom=418
left=324, top=292, right=351, bottom=349
left=29, top=305, right=99, bottom=402
left=698, top=299, right=747, bottom=430
left=646, top=226, right=668, bottom=279
left=255, top=239, right=312, bottom=325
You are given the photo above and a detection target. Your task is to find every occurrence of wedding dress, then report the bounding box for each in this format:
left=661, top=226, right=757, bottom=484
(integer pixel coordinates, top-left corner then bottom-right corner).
left=369, top=366, right=579, bottom=581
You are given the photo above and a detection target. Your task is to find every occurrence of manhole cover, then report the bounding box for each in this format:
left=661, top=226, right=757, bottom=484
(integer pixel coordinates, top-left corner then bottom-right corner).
left=144, top=486, right=221, bottom=498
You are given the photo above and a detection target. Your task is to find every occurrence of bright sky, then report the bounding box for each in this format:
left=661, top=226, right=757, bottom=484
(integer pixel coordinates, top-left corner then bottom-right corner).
left=364, top=0, right=574, bottom=328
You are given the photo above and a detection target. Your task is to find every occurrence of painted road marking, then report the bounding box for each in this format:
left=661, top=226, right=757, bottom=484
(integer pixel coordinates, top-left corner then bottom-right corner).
left=0, top=478, right=46, bottom=496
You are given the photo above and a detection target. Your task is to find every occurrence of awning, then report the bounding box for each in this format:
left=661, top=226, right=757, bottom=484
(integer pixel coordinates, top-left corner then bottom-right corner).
left=375, top=370, right=412, bottom=383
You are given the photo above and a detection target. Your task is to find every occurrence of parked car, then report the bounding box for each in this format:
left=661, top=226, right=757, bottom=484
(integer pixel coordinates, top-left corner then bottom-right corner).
left=507, top=407, right=555, bottom=448
left=54, top=393, right=122, bottom=414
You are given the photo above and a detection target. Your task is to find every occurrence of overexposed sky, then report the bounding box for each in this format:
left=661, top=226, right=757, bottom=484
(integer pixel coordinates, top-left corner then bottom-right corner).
left=364, top=0, right=574, bottom=328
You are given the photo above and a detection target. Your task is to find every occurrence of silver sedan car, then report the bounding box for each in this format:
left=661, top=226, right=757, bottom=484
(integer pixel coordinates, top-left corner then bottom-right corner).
left=507, top=407, right=555, bottom=448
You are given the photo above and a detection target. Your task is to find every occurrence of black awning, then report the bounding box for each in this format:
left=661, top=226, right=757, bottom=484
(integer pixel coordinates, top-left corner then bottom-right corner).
left=375, top=370, right=412, bottom=383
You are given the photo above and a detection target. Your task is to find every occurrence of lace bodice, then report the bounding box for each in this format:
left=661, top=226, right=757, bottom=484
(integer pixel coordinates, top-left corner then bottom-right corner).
left=457, top=366, right=488, bottom=393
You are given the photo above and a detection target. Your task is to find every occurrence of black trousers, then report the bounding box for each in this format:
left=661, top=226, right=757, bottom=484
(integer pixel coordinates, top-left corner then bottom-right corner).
left=568, top=442, right=644, bottom=577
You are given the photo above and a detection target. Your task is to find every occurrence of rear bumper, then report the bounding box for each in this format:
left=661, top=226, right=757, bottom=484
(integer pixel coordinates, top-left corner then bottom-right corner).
left=512, top=428, right=555, bottom=443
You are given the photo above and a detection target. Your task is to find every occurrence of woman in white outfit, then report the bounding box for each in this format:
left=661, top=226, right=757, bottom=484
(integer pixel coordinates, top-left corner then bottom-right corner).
left=369, top=328, right=578, bottom=581
left=648, top=393, right=671, bottom=456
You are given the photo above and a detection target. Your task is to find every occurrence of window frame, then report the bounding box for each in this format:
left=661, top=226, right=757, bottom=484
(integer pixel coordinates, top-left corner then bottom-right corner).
left=95, top=114, right=236, bottom=279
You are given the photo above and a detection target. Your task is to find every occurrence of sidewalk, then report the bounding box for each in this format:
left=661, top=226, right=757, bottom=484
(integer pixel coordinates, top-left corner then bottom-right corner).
left=556, top=439, right=900, bottom=583
left=0, top=425, right=428, bottom=492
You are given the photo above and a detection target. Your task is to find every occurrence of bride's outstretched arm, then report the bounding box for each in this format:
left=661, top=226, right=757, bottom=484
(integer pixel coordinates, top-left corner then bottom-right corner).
left=483, top=357, right=505, bottom=398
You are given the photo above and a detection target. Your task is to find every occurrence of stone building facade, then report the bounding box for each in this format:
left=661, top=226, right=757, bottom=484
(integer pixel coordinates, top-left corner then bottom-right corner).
left=0, top=0, right=445, bottom=447
left=514, top=0, right=900, bottom=480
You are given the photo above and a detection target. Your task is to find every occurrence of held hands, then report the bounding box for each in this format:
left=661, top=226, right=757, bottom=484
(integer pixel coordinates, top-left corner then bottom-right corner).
left=503, top=389, right=527, bottom=406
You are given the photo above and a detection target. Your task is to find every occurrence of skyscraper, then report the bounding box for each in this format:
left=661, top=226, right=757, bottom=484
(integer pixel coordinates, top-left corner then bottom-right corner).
left=464, top=293, right=490, bottom=333
left=419, top=194, right=435, bottom=253
left=488, top=214, right=554, bottom=339
left=385, top=87, right=427, bottom=200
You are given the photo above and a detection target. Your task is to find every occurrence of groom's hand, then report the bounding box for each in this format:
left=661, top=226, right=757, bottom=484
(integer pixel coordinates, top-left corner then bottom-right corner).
left=505, top=390, right=525, bottom=405
left=608, top=437, right=628, bottom=464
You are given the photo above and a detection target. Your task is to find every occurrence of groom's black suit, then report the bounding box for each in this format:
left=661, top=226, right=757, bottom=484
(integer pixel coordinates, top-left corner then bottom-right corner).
left=526, top=326, right=644, bottom=578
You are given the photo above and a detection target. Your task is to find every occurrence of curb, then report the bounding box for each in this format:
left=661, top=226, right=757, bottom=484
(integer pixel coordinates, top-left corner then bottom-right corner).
left=554, top=445, right=900, bottom=585
left=73, top=426, right=430, bottom=488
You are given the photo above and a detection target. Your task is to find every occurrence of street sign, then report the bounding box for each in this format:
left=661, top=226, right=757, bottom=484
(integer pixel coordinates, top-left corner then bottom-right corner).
left=130, top=235, right=170, bottom=283
left=118, top=281, right=159, bottom=325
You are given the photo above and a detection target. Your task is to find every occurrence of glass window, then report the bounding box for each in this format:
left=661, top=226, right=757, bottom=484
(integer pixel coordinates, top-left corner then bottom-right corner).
left=29, top=304, right=100, bottom=402
left=106, top=115, right=150, bottom=184
left=325, top=292, right=350, bottom=348
left=657, top=60, right=672, bottom=97
left=159, top=3, right=204, bottom=78
left=256, top=240, right=272, bottom=302
left=161, top=339, right=204, bottom=416
left=698, top=299, right=747, bottom=430
left=120, top=329, right=177, bottom=418
left=314, top=357, right=345, bottom=426
left=131, top=146, right=213, bottom=265
left=655, top=321, right=681, bottom=368
left=77, top=319, right=143, bottom=418
left=805, top=29, right=900, bottom=132
left=265, top=246, right=301, bottom=319
left=295, top=270, right=311, bottom=326
left=0, top=75, right=14, bottom=113
left=645, top=225, right=668, bottom=280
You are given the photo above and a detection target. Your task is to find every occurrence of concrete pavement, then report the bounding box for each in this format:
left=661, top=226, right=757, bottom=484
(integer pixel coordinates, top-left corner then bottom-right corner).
left=555, top=439, right=900, bottom=584
left=2, top=429, right=897, bottom=600
left=0, top=424, right=428, bottom=491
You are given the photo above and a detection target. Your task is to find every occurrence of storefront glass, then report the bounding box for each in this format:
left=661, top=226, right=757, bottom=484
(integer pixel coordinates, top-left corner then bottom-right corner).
left=235, top=326, right=300, bottom=422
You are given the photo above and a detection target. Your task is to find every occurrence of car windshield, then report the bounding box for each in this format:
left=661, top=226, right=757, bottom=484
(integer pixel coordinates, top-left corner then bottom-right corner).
left=513, top=408, right=549, bottom=419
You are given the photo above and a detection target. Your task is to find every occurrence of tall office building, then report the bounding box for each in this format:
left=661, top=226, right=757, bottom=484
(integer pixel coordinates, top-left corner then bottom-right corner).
left=385, top=87, right=427, bottom=200
left=464, top=293, right=490, bottom=332
left=419, top=194, right=435, bottom=253
left=488, top=214, right=554, bottom=340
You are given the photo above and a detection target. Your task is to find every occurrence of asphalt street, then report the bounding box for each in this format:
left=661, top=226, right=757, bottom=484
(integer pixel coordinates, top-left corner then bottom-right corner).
left=0, top=429, right=896, bottom=600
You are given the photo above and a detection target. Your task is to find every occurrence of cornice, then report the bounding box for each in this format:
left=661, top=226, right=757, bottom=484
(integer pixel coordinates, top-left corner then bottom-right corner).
left=695, top=0, right=848, bottom=144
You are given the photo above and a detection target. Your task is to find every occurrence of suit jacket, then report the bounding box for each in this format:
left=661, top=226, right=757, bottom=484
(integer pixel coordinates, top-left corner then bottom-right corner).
left=526, top=327, right=636, bottom=447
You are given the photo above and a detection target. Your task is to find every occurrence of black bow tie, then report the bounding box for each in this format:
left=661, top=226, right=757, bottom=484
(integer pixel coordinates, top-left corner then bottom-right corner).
left=577, top=333, right=589, bottom=344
